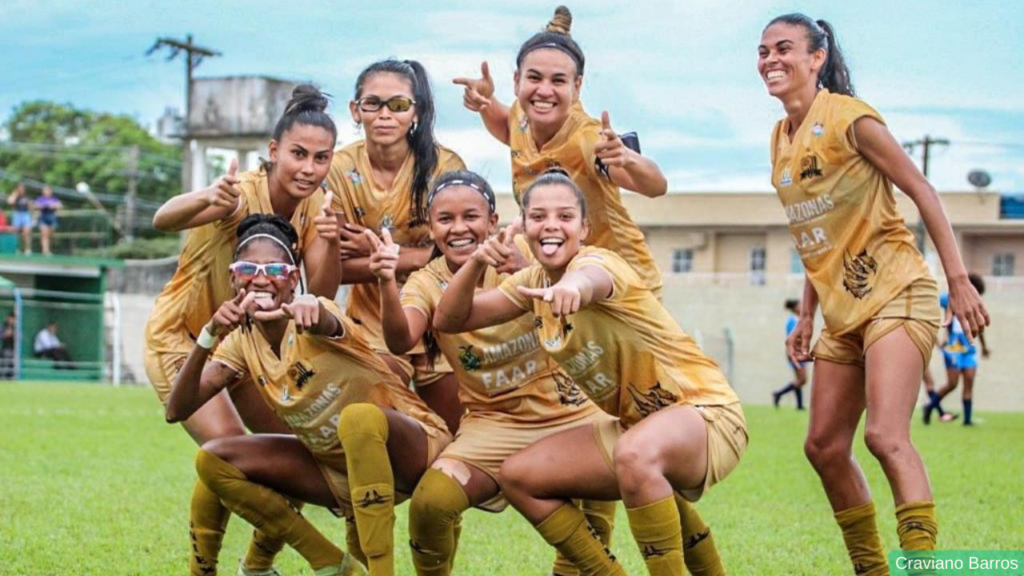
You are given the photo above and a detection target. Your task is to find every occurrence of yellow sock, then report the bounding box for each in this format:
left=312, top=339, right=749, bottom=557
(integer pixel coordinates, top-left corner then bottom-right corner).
left=408, top=468, right=470, bottom=576
left=552, top=500, right=618, bottom=575
left=338, top=403, right=396, bottom=576
left=195, top=449, right=342, bottom=570
left=450, top=515, right=463, bottom=573
left=345, top=515, right=368, bottom=568
left=627, top=497, right=684, bottom=576
left=536, top=503, right=626, bottom=576
left=896, top=501, right=938, bottom=551
left=243, top=501, right=299, bottom=572
left=189, top=478, right=230, bottom=576
left=835, top=502, right=889, bottom=576
left=676, top=495, right=725, bottom=576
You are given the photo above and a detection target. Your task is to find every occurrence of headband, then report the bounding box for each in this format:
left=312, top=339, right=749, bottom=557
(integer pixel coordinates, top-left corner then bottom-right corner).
left=235, top=233, right=297, bottom=265
left=427, top=179, right=496, bottom=213
left=521, top=41, right=583, bottom=69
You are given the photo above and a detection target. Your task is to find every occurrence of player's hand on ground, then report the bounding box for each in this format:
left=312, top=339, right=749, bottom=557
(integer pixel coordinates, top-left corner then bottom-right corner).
left=339, top=221, right=373, bottom=259
left=252, top=294, right=320, bottom=333
left=517, top=283, right=582, bottom=317
left=946, top=276, right=990, bottom=343
left=205, top=157, right=241, bottom=208
left=453, top=62, right=495, bottom=112
left=787, top=316, right=813, bottom=366
left=208, top=289, right=256, bottom=337
left=314, top=189, right=340, bottom=243
left=366, top=228, right=400, bottom=282
left=593, top=111, right=631, bottom=169
left=473, top=221, right=519, bottom=268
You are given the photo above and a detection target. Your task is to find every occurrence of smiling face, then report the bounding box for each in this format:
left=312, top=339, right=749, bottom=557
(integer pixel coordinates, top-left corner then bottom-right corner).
left=523, top=183, right=588, bottom=273
left=231, top=238, right=300, bottom=314
left=267, top=123, right=334, bottom=201
left=350, top=72, right=418, bottom=148
left=429, top=185, right=497, bottom=271
left=758, top=23, right=826, bottom=100
left=514, top=48, right=582, bottom=140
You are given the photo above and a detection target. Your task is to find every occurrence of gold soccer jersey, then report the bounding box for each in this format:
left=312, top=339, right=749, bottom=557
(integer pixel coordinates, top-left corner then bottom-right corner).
left=211, top=298, right=448, bottom=473
left=326, top=141, right=465, bottom=354
left=400, top=257, right=600, bottom=427
left=498, top=247, right=737, bottom=428
left=508, top=101, right=661, bottom=293
left=770, top=89, right=931, bottom=335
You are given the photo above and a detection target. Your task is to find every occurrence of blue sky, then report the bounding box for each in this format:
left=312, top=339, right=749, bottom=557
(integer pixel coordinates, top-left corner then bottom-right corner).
left=2, top=0, right=1023, bottom=193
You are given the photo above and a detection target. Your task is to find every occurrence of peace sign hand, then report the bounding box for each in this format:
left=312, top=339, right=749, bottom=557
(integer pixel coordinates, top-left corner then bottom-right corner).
left=252, top=294, right=321, bottom=333
left=453, top=61, right=496, bottom=113
left=208, top=289, right=256, bottom=337
left=366, top=228, right=400, bottom=282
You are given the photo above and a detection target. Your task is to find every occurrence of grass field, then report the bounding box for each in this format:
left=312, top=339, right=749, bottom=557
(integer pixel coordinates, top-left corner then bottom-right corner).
left=2, top=382, right=1022, bottom=575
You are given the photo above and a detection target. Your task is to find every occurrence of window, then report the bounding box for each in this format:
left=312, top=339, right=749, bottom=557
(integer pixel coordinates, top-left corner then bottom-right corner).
left=993, top=253, right=1015, bottom=277
left=790, top=249, right=805, bottom=274
left=672, top=249, right=693, bottom=274
left=750, top=247, right=767, bottom=285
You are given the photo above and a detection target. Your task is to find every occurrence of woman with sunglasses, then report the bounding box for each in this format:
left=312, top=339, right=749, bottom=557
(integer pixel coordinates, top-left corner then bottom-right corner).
left=434, top=171, right=746, bottom=576
left=147, top=85, right=342, bottom=576
left=167, top=214, right=451, bottom=576
left=365, top=170, right=615, bottom=576
left=758, top=14, right=989, bottom=575
left=326, top=59, right=466, bottom=435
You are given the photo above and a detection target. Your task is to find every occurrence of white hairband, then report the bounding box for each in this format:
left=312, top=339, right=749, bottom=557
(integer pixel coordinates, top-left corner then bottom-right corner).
left=236, top=233, right=296, bottom=264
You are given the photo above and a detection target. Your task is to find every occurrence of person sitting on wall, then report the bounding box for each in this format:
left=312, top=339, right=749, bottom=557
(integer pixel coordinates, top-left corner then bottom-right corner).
left=34, top=321, right=73, bottom=369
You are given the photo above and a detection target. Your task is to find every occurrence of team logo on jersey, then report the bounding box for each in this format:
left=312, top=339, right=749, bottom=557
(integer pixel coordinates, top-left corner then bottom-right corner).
left=812, top=122, right=825, bottom=137
left=543, top=335, right=563, bottom=349
left=842, top=249, right=878, bottom=299
left=436, top=279, right=449, bottom=291
left=458, top=345, right=483, bottom=371
left=779, top=166, right=793, bottom=187
left=345, top=169, right=362, bottom=184
left=553, top=371, right=588, bottom=407
left=379, top=214, right=395, bottom=232
left=518, top=115, right=529, bottom=132
left=800, top=154, right=823, bottom=181
left=288, top=360, right=316, bottom=391
left=257, top=375, right=269, bottom=387
left=628, top=382, right=679, bottom=418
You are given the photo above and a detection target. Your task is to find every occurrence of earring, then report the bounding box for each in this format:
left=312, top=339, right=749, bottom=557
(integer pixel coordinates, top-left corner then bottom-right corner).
left=410, top=121, right=418, bottom=135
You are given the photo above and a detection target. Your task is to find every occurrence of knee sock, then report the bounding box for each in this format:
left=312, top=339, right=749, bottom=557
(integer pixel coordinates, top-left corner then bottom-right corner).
left=834, top=502, right=889, bottom=576
left=450, top=515, right=463, bottom=573
left=536, top=503, right=626, bottom=576
left=962, top=399, right=973, bottom=425
left=551, top=500, right=617, bottom=575
left=189, top=478, right=230, bottom=576
left=627, top=497, right=684, bottom=576
left=194, top=450, right=342, bottom=570
left=896, top=501, right=938, bottom=551
left=345, top=515, right=368, bottom=568
left=338, top=404, right=396, bottom=576
left=408, top=468, right=470, bottom=576
left=927, top=391, right=946, bottom=417
left=676, top=495, right=725, bottom=576
left=244, top=504, right=298, bottom=572
left=794, top=387, right=804, bottom=410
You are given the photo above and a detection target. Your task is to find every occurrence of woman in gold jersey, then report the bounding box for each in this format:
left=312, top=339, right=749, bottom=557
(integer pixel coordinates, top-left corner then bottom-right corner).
left=758, top=14, right=990, bottom=575
left=454, top=6, right=666, bottom=295
left=326, top=59, right=466, bottom=433
left=435, top=172, right=746, bottom=576
left=365, top=170, right=615, bottom=576
left=167, top=215, right=451, bottom=576
left=147, top=85, right=342, bottom=576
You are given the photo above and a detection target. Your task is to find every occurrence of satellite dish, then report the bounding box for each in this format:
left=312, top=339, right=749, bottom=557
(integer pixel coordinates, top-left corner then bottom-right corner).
left=967, top=170, right=992, bottom=189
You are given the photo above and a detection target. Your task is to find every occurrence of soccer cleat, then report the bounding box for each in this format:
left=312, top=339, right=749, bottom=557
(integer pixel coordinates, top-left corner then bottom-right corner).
left=939, top=413, right=959, bottom=423
left=314, top=554, right=368, bottom=576
left=236, top=563, right=285, bottom=576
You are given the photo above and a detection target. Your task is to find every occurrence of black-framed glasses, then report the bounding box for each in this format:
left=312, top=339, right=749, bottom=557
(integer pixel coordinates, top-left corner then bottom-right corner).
left=356, top=96, right=416, bottom=113
left=229, top=261, right=298, bottom=281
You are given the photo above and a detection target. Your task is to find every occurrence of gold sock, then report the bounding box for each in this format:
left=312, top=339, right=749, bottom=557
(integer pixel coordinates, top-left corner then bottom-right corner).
left=243, top=501, right=299, bottom=572
left=450, top=515, right=463, bottom=573
left=552, top=500, right=618, bottom=575
left=536, top=503, right=626, bottom=576
left=338, top=403, right=396, bottom=576
left=190, top=478, right=230, bottom=576
left=834, top=502, right=889, bottom=576
left=896, top=501, right=938, bottom=551
left=676, top=495, right=725, bottom=576
left=345, top=515, right=368, bottom=568
left=627, top=497, right=684, bottom=576
left=195, top=449, right=341, bottom=570
left=408, top=468, right=470, bottom=576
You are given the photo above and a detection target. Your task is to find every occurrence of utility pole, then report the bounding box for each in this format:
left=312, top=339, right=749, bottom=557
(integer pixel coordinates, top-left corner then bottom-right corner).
left=146, top=35, right=221, bottom=193
left=902, top=135, right=949, bottom=252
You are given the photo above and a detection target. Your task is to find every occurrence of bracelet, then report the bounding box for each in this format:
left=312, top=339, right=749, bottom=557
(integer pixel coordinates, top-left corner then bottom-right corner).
left=196, top=327, right=218, bottom=350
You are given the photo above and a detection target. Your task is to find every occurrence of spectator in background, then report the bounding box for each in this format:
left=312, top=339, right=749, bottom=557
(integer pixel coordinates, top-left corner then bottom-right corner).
left=7, top=183, right=33, bottom=254
left=34, top=321, right=73, bottom=368
left=34, top=186, right=62, bottom=256
left=1, top=313, right=15, bottom=379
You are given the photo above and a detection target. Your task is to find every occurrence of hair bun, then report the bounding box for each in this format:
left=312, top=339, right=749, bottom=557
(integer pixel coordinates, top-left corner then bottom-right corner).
left=546, top=6, right=573, bottom=35
left=285, top=84, right=330, bottom=115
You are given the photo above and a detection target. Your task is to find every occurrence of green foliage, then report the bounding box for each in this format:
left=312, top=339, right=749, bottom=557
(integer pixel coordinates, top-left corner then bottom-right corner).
left=77, top=236, right=180, bottom=260
left=1, top=385, right=1021, bottom=575
left=0, top=100, right=181, bottom=203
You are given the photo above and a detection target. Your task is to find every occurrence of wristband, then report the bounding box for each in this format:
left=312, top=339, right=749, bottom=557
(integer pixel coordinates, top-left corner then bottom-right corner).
left=196, top=326, right=218, bottom=350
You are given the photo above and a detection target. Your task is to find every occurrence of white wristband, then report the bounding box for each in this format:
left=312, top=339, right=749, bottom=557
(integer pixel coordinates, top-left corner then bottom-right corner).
left=196, top=327, right=218, bottom=350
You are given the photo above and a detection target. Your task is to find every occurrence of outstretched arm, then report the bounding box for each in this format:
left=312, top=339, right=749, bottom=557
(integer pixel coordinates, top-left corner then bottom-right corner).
left=154, top=158, right=242, bottom=232
left=453, top=62, right=511, bottom=146
left=595, top=111, right=667, bottom=197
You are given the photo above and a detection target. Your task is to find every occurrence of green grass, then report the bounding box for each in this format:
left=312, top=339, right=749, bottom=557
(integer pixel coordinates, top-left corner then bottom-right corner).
left=1, top=383, right=1021, bottom=575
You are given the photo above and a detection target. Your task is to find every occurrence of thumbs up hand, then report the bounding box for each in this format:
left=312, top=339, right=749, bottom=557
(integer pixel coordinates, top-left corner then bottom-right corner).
left=593, top=111, right=630, bottom=169
left=314, top=188, right=340, bottom=243
left=207, top=157, right=242, bottom=208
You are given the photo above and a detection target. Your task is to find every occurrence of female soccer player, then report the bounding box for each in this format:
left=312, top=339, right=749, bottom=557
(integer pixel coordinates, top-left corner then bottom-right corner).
left=772, top=299, right=807, bottom=410
left=166, top=214, right=451, bottom=576
left=147, top=85, right=342, bottom=576
left=326, top=59, right=466, bottom=433
left=435, top=172, right=746, bottom=576
left=365, top=170, right=615, bottom=576
left=758, top=14, right=990, bottom=574
left=453, top=6, right=666, bottom=295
